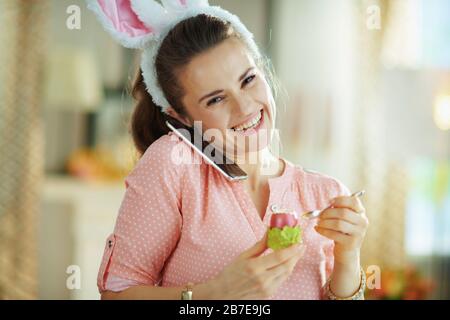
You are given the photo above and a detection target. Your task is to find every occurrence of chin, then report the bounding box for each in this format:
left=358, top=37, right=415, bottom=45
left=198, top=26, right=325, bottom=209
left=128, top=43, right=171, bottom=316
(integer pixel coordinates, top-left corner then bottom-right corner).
left=238, top=126, right=272, bottom=156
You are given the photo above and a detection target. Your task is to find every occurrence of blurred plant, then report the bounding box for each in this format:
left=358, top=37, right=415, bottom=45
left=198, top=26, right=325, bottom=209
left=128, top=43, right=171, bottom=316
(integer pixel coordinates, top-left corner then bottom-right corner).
left=365, top=265, right=435, bottom=300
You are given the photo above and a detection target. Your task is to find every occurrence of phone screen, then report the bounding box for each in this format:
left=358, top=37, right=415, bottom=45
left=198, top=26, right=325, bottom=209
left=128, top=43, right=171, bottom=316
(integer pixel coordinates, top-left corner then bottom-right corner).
left=165, top=119, right=248, bottom=181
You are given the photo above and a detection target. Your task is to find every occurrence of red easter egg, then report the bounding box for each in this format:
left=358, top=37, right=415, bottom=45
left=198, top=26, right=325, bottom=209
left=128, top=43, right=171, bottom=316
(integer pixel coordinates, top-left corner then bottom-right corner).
left=270, top=213, right=298, bottom=228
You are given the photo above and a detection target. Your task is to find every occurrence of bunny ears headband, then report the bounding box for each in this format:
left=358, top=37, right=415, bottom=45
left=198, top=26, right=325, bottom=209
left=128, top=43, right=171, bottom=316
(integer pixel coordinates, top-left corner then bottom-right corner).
left=86, top=0, right=261, bottom=114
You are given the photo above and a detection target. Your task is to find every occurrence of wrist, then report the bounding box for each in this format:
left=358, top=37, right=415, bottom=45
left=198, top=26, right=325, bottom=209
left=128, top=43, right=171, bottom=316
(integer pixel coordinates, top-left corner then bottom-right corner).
left=192, top=279, right=221, bottom=300
left=326, top=266, right=366, bottom=300
left=334, top=248, right=360, bottom=267
left=329, top=252, right=363, bottom=299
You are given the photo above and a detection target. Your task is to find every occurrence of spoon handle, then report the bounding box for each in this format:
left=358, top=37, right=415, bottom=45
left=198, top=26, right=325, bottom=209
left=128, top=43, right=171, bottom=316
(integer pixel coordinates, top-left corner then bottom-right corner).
left=302, top=189, right=365, bottom=219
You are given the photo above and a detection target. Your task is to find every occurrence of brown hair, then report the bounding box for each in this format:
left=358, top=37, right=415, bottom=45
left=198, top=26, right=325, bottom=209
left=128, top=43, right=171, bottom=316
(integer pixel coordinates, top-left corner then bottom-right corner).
left=130, top=14, right=278, bottom=157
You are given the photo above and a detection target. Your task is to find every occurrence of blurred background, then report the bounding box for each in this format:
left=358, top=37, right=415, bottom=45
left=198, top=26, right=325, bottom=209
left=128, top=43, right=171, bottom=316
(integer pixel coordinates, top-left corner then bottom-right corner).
left=0, top=0, right=448, bottom=299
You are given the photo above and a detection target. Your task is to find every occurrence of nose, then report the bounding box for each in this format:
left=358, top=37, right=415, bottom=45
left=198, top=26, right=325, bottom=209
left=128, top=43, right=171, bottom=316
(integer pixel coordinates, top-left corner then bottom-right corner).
left=230, top=93, right=255, bottom=117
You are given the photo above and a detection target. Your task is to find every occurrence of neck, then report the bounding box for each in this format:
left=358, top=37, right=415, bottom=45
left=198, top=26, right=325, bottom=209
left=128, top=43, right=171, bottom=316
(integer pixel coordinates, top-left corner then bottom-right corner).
left=233, top=148, right=284, bottom=190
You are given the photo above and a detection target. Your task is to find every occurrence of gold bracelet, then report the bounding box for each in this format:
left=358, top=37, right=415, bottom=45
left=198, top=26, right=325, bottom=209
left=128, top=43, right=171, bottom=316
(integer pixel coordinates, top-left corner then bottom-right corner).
left=181, top=282, right=194, bottom=300
left=325, top=267, right=366, bottom=300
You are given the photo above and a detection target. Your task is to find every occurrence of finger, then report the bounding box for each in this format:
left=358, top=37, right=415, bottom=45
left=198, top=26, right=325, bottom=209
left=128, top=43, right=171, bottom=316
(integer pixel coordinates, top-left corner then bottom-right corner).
left=250, top=247, right=304, bottom=299
left=319, top=208, right=366, bottom=226
left=268, top=266, right=294, bottom=294
left=239, top=281, right=265, bottom=300
left=271, top=268, right=295, bottom=290
left=240, top=229, right=269, bottom=259
left=317, top=218, right=360, bottom=235
left=266, top=249, right=305, bottom=295
left=314, top=226, right=353, bottom=245
left=254, top=243, right=304, bottom=270
left=330, top=196, right=365, bottom=214
left=266, top=245, right=305, bottom=280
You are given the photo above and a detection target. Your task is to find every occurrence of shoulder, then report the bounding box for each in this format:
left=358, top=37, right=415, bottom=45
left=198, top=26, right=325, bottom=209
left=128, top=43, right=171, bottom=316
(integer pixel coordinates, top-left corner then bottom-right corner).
left=126, top=133, right=197, bottom=185
left=290, top=164, right=351, bottom=201
left=143, top=132, right=190, bottom=162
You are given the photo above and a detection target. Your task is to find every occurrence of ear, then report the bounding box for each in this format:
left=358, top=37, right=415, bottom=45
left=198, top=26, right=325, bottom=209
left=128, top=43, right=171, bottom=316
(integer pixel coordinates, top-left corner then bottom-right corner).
left=86, top=0, right=167, bottom=49
left=165, top=107, right=192, bottom=127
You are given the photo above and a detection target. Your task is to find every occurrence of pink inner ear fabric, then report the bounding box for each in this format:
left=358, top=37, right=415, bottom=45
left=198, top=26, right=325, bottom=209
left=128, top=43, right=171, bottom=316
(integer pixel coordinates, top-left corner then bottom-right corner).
left=98, top=0, right=152, bottom=37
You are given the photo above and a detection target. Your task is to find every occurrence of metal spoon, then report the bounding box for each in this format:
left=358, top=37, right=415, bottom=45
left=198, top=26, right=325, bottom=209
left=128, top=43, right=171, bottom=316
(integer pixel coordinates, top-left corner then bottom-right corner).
left=301, top=190, right=366, bottom=219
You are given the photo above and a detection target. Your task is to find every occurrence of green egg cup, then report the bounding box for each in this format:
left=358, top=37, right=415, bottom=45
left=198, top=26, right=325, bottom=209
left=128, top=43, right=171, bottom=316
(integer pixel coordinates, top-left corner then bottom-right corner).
left=267, top=226, right=302, bottom=250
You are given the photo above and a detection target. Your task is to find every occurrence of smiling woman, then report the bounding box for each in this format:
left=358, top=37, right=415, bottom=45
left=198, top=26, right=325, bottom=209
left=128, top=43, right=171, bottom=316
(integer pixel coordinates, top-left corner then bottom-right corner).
left=130, top=18, right=277, bottom=160
left=88, top=0, right=368, bottom=301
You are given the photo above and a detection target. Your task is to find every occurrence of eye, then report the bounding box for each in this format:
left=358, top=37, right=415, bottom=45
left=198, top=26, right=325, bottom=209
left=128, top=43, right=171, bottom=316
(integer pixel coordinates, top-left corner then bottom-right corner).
left=242, top=74, right=256, bottom=87
left=206, top=96, right=225, bottom=107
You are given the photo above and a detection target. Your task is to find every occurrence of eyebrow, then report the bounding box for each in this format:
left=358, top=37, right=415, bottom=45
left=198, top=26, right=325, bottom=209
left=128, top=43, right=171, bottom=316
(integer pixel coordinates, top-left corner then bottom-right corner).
left=198, top=67, right=255, bottom=104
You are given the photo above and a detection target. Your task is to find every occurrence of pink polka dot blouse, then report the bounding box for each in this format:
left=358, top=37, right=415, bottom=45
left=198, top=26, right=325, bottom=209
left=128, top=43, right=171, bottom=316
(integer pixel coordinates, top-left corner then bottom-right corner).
left=97, top=132, right=351, bottom=299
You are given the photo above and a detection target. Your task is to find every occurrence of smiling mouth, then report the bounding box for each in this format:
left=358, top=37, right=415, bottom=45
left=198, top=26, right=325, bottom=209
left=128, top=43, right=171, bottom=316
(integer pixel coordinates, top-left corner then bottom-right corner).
left=230, top=109, right=263, bottom=132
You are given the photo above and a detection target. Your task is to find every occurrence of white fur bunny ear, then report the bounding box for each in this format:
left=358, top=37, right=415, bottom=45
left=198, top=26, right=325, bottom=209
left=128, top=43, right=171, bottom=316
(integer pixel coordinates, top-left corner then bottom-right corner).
left=86, top=0, right=165, bottom=49
left=130, top=0, right=171, bottom=34
left=161, top=0, right=209, bottom=12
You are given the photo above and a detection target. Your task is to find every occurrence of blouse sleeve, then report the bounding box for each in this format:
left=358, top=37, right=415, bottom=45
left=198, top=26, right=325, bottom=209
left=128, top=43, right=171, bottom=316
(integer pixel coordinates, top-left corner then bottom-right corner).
left=97, top=135, right=185, bottom=294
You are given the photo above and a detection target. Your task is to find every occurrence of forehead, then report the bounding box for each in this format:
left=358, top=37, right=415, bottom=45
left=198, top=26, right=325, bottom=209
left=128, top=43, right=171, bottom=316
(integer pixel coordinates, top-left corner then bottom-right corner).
left=179, top=38, right=255, bottom=98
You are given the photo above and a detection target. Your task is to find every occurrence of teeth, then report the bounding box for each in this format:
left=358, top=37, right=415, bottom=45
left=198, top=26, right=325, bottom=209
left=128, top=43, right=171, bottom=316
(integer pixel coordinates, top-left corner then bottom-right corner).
left=232, top=111, right=262, bottom=132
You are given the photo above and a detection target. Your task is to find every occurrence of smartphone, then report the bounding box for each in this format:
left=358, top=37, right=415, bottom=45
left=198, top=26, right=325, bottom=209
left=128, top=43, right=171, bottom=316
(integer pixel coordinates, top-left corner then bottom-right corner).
left=165, top=119, right=248, bottom=181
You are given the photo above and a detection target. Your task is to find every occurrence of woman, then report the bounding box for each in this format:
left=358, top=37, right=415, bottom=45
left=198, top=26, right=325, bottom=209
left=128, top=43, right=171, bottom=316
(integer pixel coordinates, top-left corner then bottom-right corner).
left=89, top=0, right=369, bottom=300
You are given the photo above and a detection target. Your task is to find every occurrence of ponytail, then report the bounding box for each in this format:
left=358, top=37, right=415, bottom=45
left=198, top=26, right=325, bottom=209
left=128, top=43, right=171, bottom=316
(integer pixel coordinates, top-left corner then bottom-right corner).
left=130, top=70, right=171, bottom=157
